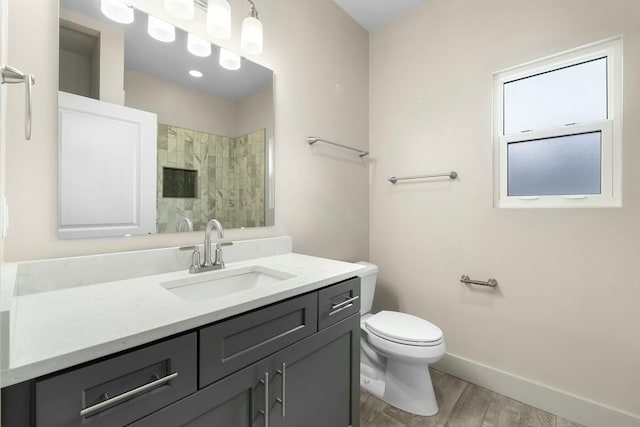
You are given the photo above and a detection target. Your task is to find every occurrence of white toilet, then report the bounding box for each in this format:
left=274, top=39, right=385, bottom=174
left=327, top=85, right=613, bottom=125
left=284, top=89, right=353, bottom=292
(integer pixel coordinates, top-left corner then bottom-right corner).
left=357, top=262, right=446, bottom=416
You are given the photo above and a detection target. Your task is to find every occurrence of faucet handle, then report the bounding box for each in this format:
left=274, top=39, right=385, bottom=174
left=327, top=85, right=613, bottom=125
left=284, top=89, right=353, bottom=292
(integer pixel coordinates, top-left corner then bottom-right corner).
left=179, top=246, right=202, bottom=272
left=212, top=242, right=233, bottom=269
left=191, top=248, right=201, bottom=270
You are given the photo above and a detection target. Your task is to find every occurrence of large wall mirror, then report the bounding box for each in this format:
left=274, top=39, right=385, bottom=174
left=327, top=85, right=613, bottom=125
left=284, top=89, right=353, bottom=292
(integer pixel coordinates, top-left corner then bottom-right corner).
left=58, top=0, right=275, bottom=238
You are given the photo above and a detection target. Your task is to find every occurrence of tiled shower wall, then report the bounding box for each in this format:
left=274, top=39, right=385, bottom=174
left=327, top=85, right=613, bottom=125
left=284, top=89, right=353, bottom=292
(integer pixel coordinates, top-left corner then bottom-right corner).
left=157, top=124, right=266, bottom=233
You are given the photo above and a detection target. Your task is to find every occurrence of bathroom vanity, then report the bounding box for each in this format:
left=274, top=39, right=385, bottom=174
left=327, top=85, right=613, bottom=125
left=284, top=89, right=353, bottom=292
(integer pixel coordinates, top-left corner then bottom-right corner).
left=0, top=239, right=363, bottom=427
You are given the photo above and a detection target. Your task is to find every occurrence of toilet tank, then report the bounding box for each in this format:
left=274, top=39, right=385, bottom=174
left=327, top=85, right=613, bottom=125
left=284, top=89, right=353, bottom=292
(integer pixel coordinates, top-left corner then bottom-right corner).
left=356, top=262, right=378, bottom=315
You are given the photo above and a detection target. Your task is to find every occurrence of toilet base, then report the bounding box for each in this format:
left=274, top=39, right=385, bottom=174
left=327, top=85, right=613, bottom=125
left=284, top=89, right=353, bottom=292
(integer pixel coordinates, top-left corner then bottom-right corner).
left=360, top=371, right=385, bottom=399
left=360, top=358, right=439, bottom=417
left=384, top=359, right=438, bottom=416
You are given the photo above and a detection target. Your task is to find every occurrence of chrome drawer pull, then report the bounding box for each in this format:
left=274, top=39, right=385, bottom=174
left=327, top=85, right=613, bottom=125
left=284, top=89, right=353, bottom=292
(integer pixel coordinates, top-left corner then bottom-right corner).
left=259, top=372, right=270, bottom=427
left=331, top=295, right=359, bottom=310
left=80, top=372, right=178, bottom=417
left=276, top=362, right=286, bottom=417
left=329, top=295, right=359, bottom=316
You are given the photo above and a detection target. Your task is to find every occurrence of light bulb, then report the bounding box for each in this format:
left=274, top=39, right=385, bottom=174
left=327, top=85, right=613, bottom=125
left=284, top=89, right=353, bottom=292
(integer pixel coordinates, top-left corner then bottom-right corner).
left=187, top=33, right=211, bottom=57
left=100, top=0, right=134, bottom=24
left=206, top=0, right=231, bottom=40
left=189, top=70, right=203, bottom=78
left=164, top=0, right=194, bottom=20
left=147, top=16, right=175, bottom=43
left=241, top=16, right=263, bottom=55
left=219, top=48, right=241, bottom=71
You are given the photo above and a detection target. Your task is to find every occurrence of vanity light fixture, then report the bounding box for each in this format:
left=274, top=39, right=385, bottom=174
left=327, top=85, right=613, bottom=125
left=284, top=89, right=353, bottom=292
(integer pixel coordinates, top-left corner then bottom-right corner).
left=206, top=0, right=231, bottom=40
left=147, top=15, right=176, bottom=43
left=187, top=33, right=212, bottom=57
left=100, top=0, right=134, bottom=24
left=189, top=70, right=203, bottom=77
left=219, top=48, right=241, bottom=70
left=164, top=0, right=195, bottom=20
left=195, top=0, right=263, bottom=54
left=240, top=2, right=263, bottom=55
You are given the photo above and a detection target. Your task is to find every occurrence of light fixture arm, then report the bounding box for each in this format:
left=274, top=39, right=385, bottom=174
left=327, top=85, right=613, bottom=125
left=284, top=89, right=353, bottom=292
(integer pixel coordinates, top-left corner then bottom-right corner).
left=244, top=0, right=258, bottom=19
left=195, top=0, right=258, bottom=19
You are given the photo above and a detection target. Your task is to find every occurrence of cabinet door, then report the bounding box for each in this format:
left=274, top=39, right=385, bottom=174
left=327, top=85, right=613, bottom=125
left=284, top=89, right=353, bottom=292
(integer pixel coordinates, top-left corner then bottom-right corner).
left=129, top=359, right=270, bottom=427
left=199, top=292, right=318, bottom=387
left=58, top=91, right=157, bottom=239
left=36, top=333, right=197, bottom=427
left=268, top=314, right=360, bottom=427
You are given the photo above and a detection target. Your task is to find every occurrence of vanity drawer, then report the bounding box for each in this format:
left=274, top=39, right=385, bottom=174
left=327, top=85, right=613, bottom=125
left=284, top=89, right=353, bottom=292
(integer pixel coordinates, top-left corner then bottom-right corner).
left=199, top=292, right=318, bottom=387
left=35, top=333, right=197, bottom=427
left=318, top=277, right=361, bottom=330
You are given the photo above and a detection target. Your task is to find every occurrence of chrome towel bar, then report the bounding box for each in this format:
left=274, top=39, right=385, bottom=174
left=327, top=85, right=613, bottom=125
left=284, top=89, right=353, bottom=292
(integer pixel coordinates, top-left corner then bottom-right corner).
left=1, top=64, right=35, bottom=140
left=307, top=136, right=369, bottom=157
left=388, top=171, right=457, bottom=184
left=460, top=275, right=498, bottom=288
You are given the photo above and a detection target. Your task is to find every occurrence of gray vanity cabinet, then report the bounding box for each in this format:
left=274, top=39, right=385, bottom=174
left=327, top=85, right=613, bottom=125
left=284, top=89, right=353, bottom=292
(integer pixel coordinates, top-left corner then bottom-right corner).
left=1, top=277, right=361, bottom=427
left=34, top=332, right=198, bottom=427
left=128, top=358, right=270, bottom=426
left=267, top=314, right=360, bottom=427
left=199, top=292, right=319, bottom=387
left=130, top=315, right=359, bottom=427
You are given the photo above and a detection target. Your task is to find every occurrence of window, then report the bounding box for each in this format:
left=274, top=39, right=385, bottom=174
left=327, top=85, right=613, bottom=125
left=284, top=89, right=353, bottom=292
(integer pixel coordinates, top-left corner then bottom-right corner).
left=493, top=37, right=622, bottom=208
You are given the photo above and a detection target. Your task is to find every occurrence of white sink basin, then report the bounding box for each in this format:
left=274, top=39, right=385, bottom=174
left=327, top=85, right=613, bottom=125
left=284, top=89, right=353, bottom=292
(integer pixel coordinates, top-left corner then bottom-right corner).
left=160, top=266, right=295, bottom=302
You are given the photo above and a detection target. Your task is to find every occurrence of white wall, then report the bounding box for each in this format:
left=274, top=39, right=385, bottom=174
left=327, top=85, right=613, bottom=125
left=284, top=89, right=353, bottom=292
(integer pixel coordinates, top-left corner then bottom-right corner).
left=0, top=0, right=8, bottom=410
left=60, top=8, right=125, bottom=105
left=369, top=0, right=640, bottom=417
left=124, top=69, right=238, bottom=137
left=124, top=70, right=273, bottom=141
left=236, top=85, right=273, bottom=139
left=4, top=0, right=369, bottom=262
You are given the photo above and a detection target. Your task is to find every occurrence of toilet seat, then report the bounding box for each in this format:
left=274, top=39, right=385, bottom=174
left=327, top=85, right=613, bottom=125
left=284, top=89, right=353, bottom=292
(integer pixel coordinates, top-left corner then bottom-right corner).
left=365, top=311, right=443, bottom=347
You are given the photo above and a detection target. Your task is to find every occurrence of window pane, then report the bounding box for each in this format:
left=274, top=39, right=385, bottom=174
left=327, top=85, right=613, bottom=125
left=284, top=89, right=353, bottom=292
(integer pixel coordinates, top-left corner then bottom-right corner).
left=503, top=58, right=607, bottom=134
left=507, top=132, right=601, bottom=196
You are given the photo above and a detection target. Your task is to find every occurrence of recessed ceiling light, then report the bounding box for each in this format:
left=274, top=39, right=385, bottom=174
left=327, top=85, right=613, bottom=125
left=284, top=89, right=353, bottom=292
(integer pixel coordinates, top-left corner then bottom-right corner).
left=189, top=70, right=203, bottom=77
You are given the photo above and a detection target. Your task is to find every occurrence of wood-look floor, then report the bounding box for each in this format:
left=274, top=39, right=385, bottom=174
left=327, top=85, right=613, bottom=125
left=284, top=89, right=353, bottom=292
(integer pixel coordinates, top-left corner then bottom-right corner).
left=359, top=369, right=584, bottom=427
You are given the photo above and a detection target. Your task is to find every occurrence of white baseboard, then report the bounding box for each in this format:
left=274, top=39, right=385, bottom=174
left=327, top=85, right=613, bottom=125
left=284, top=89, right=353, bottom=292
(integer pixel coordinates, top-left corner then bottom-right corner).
left=433, top=353, right=640, bottom=427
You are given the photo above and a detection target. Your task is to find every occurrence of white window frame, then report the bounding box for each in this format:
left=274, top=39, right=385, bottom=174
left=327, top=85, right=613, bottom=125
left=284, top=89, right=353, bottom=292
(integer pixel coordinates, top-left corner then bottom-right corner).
left=493, top=37, right=622, bottom=208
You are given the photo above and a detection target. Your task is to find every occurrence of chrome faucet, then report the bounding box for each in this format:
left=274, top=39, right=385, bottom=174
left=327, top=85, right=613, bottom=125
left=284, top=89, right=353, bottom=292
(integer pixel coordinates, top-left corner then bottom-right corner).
left=188, top=219, right=233, bottom=273
left=203, top=219, right=224, bottom=267
left=177, top=217, right=193, bottom=232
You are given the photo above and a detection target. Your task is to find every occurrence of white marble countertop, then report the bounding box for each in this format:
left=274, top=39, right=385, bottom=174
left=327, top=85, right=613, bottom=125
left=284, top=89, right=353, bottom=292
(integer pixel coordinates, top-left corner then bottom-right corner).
left=2, top=253, right=365, bottom=387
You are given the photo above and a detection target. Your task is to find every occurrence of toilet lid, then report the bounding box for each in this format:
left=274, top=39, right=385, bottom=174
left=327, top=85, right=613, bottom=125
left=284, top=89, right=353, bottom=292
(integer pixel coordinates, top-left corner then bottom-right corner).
left=365, top=311, right=443, bottom=345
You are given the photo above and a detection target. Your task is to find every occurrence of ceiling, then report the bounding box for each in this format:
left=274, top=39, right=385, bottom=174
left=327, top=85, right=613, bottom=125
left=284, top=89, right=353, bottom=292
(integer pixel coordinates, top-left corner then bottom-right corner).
left=333, top=0, right=428, bottom=32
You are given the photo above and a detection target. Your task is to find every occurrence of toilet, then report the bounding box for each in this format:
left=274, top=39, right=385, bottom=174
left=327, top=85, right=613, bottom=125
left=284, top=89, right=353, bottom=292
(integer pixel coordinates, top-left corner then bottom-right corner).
left=357, top=262, right=446, bottom=416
